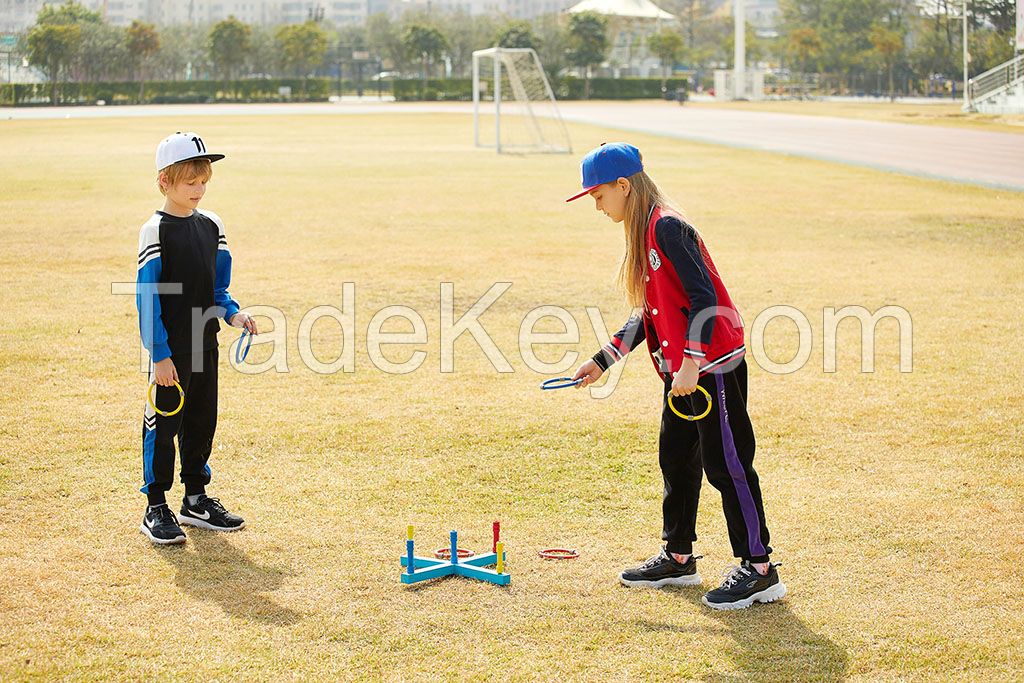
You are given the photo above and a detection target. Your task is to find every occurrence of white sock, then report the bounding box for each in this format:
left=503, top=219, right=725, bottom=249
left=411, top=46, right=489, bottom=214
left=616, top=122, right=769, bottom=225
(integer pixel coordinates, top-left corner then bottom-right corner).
left=671, top=552, right=691, bottom=564
left=186, top=494, right=204, bottom=506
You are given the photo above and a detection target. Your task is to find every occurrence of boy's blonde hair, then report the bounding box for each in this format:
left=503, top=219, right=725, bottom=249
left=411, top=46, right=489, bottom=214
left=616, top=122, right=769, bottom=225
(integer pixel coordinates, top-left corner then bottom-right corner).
left=616, top=171, right=684, bottom=308
left=157, top=158, right=213, bottom=195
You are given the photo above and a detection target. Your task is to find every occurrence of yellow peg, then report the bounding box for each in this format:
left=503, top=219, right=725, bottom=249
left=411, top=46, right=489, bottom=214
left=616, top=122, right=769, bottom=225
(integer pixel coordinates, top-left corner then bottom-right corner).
left=496, top=541, right=505, bottom=574
left=407, top=525, right=414, bottom=541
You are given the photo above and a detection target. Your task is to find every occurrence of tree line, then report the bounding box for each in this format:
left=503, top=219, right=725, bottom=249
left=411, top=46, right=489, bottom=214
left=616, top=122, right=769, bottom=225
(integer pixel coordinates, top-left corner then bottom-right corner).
left=15, top=0, right=1022, bottom=104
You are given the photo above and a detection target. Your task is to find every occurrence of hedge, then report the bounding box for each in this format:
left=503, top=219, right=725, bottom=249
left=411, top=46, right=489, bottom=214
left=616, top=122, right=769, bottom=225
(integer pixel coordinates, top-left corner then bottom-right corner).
left=392, top=77, right=689, bottom=102
left=1, top=77, right=338, bottom=106
left=1, top=76, right=688, bottom=106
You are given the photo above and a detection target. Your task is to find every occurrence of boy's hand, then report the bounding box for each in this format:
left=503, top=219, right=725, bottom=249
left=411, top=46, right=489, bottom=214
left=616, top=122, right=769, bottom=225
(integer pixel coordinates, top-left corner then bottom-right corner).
left=153, top=358, right=179, bottom=387
left=229, top=312, right=258, bottom=335
left=572, top=359, right=604, bottom=389
left=670, top=358, right=701, bottom=397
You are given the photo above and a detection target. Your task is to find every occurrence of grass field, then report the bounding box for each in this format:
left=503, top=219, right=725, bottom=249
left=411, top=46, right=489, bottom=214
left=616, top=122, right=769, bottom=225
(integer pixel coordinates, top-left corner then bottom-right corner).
left=1, top=111, right=1023, bottom=681
left=691, top=99, right=1024, bottom=134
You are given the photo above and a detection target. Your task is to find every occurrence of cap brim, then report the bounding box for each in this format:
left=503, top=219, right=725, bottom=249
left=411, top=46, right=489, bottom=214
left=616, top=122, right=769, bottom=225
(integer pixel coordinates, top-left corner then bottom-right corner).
left=159, top=153, right=225, bottom=171
left=565, top=185, right=598, bottom=202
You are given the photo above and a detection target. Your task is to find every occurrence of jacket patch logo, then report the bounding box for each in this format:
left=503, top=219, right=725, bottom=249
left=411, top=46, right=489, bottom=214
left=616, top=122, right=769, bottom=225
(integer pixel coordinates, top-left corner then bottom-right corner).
left=648, top=248, right=662, bottom=271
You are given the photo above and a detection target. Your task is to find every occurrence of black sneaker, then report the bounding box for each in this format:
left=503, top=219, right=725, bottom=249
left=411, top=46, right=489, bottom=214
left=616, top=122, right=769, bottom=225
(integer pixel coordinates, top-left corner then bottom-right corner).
left=619, top=549, right=703, bottom=588
left=701, top=561, right=787, bottom=610
left=178, top=495, right=245, bottom=532
left=140, top=504, right=186, bottom=545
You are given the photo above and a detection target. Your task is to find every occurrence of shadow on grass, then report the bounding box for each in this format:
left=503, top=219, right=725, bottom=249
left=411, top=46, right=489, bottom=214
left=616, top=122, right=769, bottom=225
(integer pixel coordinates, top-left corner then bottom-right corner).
left=155, top=531, right=302, bottom=626
left=701, top=603, right=848, bottom=682
left=634, top=597, right=847, bottom=681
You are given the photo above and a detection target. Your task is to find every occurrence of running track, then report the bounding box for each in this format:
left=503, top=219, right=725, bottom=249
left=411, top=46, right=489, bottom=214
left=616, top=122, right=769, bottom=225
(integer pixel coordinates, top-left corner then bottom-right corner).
left=4, top=100, right=1022, bottom=191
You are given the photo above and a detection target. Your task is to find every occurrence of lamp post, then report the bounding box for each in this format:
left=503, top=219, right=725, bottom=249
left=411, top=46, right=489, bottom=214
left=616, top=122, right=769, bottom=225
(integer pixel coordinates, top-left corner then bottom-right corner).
left=963, top=0, right=970, bottom=109
left=734, top=0, right=746, bottom=100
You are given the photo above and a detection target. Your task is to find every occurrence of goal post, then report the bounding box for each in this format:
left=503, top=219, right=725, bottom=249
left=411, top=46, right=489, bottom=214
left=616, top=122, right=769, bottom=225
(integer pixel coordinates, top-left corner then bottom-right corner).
left=472, top=47, right=572, bottom=154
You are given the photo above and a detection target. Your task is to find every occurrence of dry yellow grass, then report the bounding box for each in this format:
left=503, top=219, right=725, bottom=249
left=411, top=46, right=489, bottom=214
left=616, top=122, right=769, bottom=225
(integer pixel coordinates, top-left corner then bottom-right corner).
left=690, top=99, right=1024, bottom=134
left=1, top=112, right=1022, bottom=681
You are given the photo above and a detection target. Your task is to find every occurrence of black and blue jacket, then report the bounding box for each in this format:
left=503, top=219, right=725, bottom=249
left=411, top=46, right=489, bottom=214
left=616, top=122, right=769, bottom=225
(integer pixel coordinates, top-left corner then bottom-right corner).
left=136, top=208, right=240, bottom=362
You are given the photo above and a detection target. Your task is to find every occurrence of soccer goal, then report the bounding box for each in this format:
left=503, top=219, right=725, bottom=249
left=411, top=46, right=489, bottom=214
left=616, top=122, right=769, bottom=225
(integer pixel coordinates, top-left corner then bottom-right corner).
left=472, top=47, right=572, bottom=154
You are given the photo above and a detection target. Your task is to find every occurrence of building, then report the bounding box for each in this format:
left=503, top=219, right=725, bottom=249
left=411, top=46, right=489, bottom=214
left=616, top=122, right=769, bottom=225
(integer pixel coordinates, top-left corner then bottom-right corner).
left=566, top=0, right=676, bottom=77
left=0, top=0, right=370, bottom=30
left=505, top=0, right=576, bottom=20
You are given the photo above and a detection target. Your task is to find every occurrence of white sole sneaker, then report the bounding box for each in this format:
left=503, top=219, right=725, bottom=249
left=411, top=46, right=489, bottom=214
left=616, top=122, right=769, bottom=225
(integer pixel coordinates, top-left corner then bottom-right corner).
left=701, top=581, right=787, bottom=610
left=619, top=573, right=703, bottom=588
left=139, top=523, right=186, bottom=545
left=178, top=515, right=246, bottom=532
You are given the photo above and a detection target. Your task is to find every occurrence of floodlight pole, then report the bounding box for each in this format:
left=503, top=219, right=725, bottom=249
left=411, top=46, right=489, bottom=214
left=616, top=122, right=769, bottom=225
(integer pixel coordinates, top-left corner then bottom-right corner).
left=734, top=0, right=746, bottom=100
left=962, top=0, right=970, bottom=110
left=494, top=48, right=502, bottom=153
left=472, top=52, right=480, bottom=146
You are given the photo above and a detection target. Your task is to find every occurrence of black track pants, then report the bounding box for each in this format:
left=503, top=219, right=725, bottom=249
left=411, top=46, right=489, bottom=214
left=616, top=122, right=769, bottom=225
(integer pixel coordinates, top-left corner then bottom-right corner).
left=141, top=349, right=218, bottom=496
left=658, top=359, right=773, bottom=563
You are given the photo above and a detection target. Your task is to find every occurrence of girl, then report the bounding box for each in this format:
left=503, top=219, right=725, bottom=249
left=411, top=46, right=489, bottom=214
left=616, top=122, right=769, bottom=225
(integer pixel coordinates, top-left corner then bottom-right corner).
left=567, top=142, right=786, bottom=610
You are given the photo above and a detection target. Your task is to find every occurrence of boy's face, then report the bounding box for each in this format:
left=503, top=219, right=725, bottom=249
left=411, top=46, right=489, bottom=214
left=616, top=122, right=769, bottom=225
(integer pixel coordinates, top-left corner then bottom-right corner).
left=589, top=178, right=630, bottom=224
left=162, top=173, right=207, bottom=212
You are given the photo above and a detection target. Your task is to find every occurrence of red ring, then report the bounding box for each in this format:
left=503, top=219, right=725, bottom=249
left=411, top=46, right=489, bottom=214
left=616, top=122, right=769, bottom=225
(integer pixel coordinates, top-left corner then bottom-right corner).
left=538, top=548, right=579, bottom=560
left=434, top=547, right=476, bottom=560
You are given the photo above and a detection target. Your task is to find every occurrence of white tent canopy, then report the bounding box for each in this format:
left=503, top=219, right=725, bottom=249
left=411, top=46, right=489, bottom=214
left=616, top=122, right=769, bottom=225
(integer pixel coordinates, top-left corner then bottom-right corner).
left=566, top=0, right=676, bottom=21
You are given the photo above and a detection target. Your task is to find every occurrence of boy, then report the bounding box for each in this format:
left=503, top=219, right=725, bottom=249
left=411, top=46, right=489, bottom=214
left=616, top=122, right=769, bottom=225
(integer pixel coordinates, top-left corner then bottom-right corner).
left=136, top=131, right=256, bottom=545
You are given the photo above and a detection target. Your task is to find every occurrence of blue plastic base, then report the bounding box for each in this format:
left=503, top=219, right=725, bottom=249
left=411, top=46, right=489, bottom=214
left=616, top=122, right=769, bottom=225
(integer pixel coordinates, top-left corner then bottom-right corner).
left=400, top=551, right=510, bottom=585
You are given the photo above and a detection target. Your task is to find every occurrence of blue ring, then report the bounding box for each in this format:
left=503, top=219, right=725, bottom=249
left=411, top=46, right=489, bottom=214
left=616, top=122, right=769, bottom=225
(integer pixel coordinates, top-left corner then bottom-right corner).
left=541, top=377, right=583, bottom=390
left=235, top=329, right=252, bottom=364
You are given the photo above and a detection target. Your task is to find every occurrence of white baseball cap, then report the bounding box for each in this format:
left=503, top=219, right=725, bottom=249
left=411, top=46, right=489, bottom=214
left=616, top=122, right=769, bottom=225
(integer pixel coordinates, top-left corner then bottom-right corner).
left=155, top=131, right=225, bottom=171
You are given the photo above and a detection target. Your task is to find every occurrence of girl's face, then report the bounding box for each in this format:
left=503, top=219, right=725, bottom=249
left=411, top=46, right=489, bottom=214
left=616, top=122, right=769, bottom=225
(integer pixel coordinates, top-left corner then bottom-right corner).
left=589, top=178, right=630, bottom=223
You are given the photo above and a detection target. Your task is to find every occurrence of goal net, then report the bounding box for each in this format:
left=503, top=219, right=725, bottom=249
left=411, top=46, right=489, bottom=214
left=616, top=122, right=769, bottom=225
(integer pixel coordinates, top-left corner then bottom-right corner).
left=472, top=47, right=572, bottom=154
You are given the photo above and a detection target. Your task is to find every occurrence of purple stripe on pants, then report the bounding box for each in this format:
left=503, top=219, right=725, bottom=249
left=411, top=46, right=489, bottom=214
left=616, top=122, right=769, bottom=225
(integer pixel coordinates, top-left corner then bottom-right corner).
left=715, top=373, right=766, bottom=559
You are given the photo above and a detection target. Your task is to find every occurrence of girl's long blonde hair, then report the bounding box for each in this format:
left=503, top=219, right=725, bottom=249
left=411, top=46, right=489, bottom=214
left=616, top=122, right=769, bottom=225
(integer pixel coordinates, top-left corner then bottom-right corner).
left=616, top=171, right=682, bottom=308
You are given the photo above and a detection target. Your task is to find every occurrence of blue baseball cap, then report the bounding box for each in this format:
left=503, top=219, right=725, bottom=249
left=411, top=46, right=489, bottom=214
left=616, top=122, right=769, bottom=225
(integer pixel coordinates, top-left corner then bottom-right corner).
left=566, top=142, right=644, bottom=202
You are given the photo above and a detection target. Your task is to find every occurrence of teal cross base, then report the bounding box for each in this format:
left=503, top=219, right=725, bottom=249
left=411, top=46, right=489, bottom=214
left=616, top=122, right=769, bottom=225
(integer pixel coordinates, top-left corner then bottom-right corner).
left=401, top=529, right=510, bottom=586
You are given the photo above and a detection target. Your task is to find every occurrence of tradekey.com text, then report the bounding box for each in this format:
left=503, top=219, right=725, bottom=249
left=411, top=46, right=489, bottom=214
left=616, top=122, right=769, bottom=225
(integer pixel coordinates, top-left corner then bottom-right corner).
left=114, top=282, right=913, bottom=398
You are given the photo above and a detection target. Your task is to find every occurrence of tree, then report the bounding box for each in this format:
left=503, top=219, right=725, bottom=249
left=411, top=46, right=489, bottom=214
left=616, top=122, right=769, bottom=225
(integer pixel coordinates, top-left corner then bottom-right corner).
left=34, top=0, right=111, bottom=86
left=276, top=21, right=328, bottom=97
left=402, top=24, right=448, bottom=87
left=870, top=24, right=903, bottom=100
left=36, top=0, right=101, bottom=26
left=494, top=21, right=541, bottom=50
left=534, top=15, right=569, bottom=84
left=26, top=23, right=81, bottom=105
left=73, top=21, right=130, bottom=83
left=127, top=20, right=159, bottom=102
left=646, top=29, right=685, bottom=90
left=208, top=16, right=251, bottom=93
left=152, top=24, right=210, bottom=81
left=566, top=11, right=609, bottom=99
left=787, top=26, right=822, bottom=97
left=367, top=13, right=407, bottom=74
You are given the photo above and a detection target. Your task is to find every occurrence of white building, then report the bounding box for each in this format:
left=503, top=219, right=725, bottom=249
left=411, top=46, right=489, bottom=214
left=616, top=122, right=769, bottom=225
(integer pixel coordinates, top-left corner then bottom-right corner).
left=505, top=0, right=575, bottom=20
left=0, top=0, right=370, bottom=30
left=397, top=0, right=503, bottom=17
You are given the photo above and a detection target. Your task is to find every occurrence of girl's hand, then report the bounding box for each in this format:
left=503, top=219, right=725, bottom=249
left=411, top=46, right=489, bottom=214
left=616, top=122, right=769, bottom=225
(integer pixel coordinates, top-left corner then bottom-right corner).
left=670, top=358, right=700, bottom=397
left=229, top=312, right=257, bottom=334
left=572, top=359, right=604, bottom=388
left=153, top=357, right=179, bottom=387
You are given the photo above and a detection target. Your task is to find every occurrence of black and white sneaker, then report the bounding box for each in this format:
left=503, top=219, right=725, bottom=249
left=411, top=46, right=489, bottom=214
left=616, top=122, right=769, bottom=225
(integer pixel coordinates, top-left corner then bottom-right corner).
left=619, top=549, right=703, bottom=588
left=140, top=504, right=186, bottom=545
left=178, top=495, right=245, bottom=531
left=701, top=561, right=786, bottom=610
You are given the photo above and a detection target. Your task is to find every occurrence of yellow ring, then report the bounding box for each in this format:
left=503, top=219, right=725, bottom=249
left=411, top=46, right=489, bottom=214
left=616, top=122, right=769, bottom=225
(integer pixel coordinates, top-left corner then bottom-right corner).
left=668, top=384, right=713, bottom=421
left=148, top=380, right=185, bottom=417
